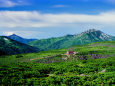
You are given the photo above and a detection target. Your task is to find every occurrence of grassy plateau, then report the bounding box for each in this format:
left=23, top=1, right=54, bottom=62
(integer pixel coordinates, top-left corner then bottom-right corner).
left=0, top=41, right=115, bottom=86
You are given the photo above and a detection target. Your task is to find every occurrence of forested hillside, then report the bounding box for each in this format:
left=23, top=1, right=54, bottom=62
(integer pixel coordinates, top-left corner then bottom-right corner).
left=0, top=36, right=40, bottom=55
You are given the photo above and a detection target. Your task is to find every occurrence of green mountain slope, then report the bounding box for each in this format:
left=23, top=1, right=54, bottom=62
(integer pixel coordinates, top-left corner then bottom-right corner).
left=29, top=29, right=115, bottom=50
left=0, top=36, right=40, bottom=55
left=8, top=34, right=37, bottom=44
left=29, top=34, right=74, bottom=50
left=0, top=41, right=115, bottom=85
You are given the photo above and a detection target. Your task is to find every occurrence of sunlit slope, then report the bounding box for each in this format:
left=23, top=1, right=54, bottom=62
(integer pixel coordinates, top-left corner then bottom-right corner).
left=0, top=41, right=115, bottom=85
left=29, top=29, right=115, bottom=51
left=0, top=41, right=115, bottom=65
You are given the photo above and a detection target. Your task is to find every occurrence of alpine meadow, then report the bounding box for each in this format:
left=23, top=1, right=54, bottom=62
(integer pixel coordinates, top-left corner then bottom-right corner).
left=0, top=0, right=115, bottom=86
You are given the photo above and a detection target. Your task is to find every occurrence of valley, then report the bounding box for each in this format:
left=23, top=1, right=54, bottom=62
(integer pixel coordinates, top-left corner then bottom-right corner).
left=5, top=29, right=115, bottom=52
left=1, top=0, right=115, bottom=85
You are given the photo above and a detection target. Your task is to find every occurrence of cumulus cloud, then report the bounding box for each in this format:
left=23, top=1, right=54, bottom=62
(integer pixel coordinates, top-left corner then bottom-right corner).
left=0, top=0, right=28, bottom=7
left=0, top=11, right=115, bottom=28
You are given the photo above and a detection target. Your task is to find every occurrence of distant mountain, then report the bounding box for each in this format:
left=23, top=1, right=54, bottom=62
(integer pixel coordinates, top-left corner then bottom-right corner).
left=29, top=29, right=115, bottom=51
left=7, top=34, right=37, bottom=44
left=0, top=36, right=40, bottom=55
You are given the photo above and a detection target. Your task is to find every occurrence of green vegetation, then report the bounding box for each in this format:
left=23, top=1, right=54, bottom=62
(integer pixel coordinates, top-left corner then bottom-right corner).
left=29, top=29, right=115, bottom=51
left=0, top=36, right=40, bottom=55
left=0, top=41, right=115, bottom=85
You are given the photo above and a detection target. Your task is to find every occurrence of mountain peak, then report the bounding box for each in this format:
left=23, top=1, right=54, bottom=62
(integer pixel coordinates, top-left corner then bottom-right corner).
left=79, top=29, right=101, bottom=35
left=76, top=29, right=100, bottom=36
left=7, top=34, right=37, bottom=44
left=85, top=29, right=99, bottom=33
left=9, top=34, right=18, bottom=37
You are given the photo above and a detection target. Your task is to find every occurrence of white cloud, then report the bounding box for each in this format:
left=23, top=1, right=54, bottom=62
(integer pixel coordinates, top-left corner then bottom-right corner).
left=0, top=0, right=28, bottom=7
left=0, top=11, right=115, bottom=28
left=3, top=31, right=44, bottom=38
left=4, top=32, right=15, bottom=36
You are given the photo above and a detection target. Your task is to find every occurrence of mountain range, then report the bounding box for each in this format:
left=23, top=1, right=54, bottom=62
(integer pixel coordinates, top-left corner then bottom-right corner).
left=0, top=36, right=40, bottom=55
left=29, top=29, right=115, bottom=50
left=1, top=29, right=115, bottom=55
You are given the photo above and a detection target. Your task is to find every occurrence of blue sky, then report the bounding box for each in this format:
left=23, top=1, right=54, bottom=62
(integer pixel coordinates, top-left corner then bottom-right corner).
left=0, top=0, right=115, bottom=39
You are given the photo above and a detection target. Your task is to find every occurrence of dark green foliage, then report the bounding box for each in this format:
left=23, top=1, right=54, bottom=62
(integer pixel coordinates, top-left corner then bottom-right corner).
left=0, top=63, right=52, bottom=85
left=0, top=57, right=115, bottom=85
left=0, top=36, right=40, bottom=55
left=16, top=55, right=23, bottom=58
left=0, top=41, right=115, bottom=85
